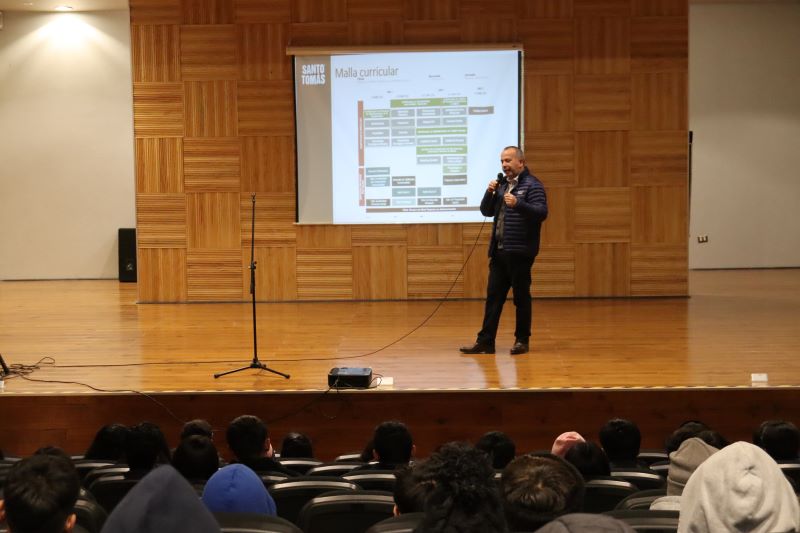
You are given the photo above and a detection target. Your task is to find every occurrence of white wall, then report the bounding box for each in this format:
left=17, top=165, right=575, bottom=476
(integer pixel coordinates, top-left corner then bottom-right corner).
left=690, top=2, right=800, bottom=268
left=0, top=10, right=135, bottom=279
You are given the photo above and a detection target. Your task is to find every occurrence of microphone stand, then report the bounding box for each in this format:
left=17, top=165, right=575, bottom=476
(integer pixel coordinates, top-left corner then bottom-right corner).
left=214, top=194, right=290, bottom=381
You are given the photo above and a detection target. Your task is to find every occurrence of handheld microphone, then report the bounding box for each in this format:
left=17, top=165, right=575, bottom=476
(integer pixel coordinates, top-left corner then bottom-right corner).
left=496, top=172, right=506, bottom=187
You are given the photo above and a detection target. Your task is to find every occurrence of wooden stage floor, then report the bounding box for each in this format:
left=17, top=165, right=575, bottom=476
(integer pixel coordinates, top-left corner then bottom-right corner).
left=1, top=269, right=799, bottom=395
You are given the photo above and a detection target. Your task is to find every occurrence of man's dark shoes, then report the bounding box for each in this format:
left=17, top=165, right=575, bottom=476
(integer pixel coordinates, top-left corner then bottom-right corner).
left=510, top=340, right=529, bottom=355
left=460, top=341, right=495, bottom=354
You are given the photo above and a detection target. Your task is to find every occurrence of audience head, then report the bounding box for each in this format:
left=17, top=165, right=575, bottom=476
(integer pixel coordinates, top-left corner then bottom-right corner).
left=664, top=420, right=709, bottom=454
left=476, top=431, right=516, bottom=470
left=226, top=415, right=269, bottom=461
left=180, top=419, right=213, bottom=441
left=501, top=453, right=585, bottom=531
left=101, top=465, right=221, bottom=533
left=172, top=435, right=219, bottom=482
left=415, top=442, right=506, bottom=533
left=84, top=423, right=129, bottom=461
left=599, top=418, right=641, bottom=463
left=393, top=464, right=434, bottom=515
left=666, top=437, right=718, bottom=496
left=202, top=464, right=276, bottom=516
left=551, top=431, right=585, bottom=457
left=754, top=420, right=800, bottom=460
left=279, top=432, right=313, bottom=459
left=0, top=454, right=80, bottom=533
left=564, top=441, right=611, bottom=478
left=372, top=421, right=414, bottom=466
left=679, top=441, right=800, bottom=532
left=359, top=438, right=375, bottom=463
left=125, top=422, right=169, bottom=471
left=536, top=513, right=635, bottom=532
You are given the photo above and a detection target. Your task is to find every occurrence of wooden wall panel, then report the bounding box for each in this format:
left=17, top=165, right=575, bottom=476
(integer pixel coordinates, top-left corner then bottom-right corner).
left=136, top=138, right=183, bottom=193
left=246, top=246, right=297, bottom=300
left=574, top=188, right=631, bottom=243
left=631, top=243, right=688, bottom=296
left=132, top=0, right=688, bottom=302
left=241, top=136, right=295, bottom=193
left=137, top=248, right=187, bottom=302
left=297, top=249, right=353, bottom=300
left=353, top=246, right=408, bottom=299
left=408, top=246, right=464, bottom=298
left=238, top=24, right=290, bottom=81
left=130, top=0, right=181, bottom=25
left=136, top=194, right=187, bottom=247
left=630, top=131, right=687, bottom=186
left=576, top=131, right=629, bottom=187
left=187, top=249, right=242, bottom=301
left=576, top=17, right=630, bottom=75
left=133, top=83, right=184, bottom=137
left=131, top=25, right=180, bottom=82
left=185, top=81, right=238, bottom=137
left=518, top=19, right=574, bottom=74
left=632, top=72, right=687, bottom=131
left=238, top=81, right=294, bottom=136
left=234, top=0, right=291, bottom=23
left=632, top=185, right=687, bottom=244
left=574, top=75, right=631, bottom=131
left=180, top=25, right=238, bottom=80
left=183, top=0, right=234, bottom=25
left=241, top=193, right=296, bottom=246
left=533, top=245, right=576, bottom=296
left=526, top=133, right=575, bottom=187
left=187, top=192, right=241, bottom=249
left=183, top=138, right=241, bottom=192
left=576, top=242, right=630, bottom=296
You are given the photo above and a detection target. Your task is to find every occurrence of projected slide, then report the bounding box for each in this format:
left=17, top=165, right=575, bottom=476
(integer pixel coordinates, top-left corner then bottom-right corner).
left=295, top=50, right=520, bottom=225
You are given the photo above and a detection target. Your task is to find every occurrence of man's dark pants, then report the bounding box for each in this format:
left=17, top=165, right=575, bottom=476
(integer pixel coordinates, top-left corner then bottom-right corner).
left=477, top=250, right=534, bottom=345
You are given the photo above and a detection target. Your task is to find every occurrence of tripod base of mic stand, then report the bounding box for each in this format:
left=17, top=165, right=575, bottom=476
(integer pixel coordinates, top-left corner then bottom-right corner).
left=214, top=361, right=290, bottom=380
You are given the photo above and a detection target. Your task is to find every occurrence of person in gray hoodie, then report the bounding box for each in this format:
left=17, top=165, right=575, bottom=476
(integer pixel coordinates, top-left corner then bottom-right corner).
left=100, top=465, right=220, bottom=533
left=678, top=441, right=800, bottom=533
left=650, top=437, right=719, bottom=511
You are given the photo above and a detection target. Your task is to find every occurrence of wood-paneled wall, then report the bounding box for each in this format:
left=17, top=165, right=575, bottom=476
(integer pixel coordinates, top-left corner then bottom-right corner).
left=131, top=0, right=689, bottom=302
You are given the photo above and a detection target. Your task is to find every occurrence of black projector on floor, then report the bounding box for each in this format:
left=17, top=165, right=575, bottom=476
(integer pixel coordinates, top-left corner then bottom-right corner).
left=328, top=367, right=373, bottom=389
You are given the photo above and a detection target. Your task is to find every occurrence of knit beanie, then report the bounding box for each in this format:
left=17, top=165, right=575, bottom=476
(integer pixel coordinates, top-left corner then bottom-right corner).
left=667, top=437, right=718, bottom=496
left=551, top=432, right=585, bottom=458
left=678, top=441, right=800, bottom=533
left=202, top=464, right=277, bottom=515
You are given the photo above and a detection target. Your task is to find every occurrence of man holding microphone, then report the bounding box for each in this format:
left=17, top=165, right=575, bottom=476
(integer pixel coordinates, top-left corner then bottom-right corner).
left=460, top=146, right=548, bottom=355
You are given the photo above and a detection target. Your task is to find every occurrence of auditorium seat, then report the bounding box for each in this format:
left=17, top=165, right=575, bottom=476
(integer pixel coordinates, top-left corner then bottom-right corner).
left=334, top=453, right=365, bottom=463
left=258, top=471, right=290, bottom=487
left=603, top=509, right=679, bottom=532
left=83, top=465, right=129, bottom=488
left=296, top=490, right=395, bottom=533
left=614, top=488, right=668, bottom=510
left=213, top=512, right=303, bottom=533
left=87, top=475, right=138, bottom=513
left=73, top=460, right=116, bottom=482
left=74, top=497, right=108, bottom=533
left=279, top=458, right=323, bottom=475
left=583, top=477, right=640, bottom=513
left=267, top=476, right=359, bottom=524
left=342, top=470, right=397, bottom=492
left=649, top=460, right=669, bottom=477
left=365, top=513, right=424, bottom=533
left=636, top=449, right=669, bottom=466
left=306, top=462, right=363, bottom=477
left=610, top=468, right=666, bottom=490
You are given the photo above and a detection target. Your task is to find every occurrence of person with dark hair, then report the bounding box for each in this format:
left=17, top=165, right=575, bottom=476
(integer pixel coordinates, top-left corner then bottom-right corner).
left=84, top=423, right=129, bottom=462
left=180, top=419, right=213, bottom=441
left=475, top=431, right=516, bottom=470
left=599, top=418, right=645, bottom=468
left=125, top=422, right=170, bottom=478
left=754, top=420, right=800, bottom=461
left=359, top=438, right=375, bottom=463
left=392, top=464, right=434, bottom=516
left=225, top=414, right=296, bottom=476
left=0, top=454, right=81, bottom=533
left=279, top=432, right=313, bottom=458
left=564, top=441, right=611, bottom=478
left=172, top=435, right=219, bottom=482
left=501, top=453, right=585, bottom=531
left=460, top=145, right=548, bottom=356
left=664, top=421, right=710, bottom=454
left=414, top=442, right=507, bottom=533
left=355, top=421, right=414, bottom=471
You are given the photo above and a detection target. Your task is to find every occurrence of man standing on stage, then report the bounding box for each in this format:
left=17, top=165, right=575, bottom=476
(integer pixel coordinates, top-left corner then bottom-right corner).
left=460, top=146, right=548, bottom=355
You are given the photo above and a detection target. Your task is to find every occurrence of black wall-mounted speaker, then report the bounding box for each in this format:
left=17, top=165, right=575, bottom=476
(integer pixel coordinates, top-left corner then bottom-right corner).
left=118, top=228, right=137, bottom=283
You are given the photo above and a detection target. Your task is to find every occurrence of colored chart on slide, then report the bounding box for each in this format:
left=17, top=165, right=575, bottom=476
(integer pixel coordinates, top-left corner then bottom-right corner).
left=329, top=51, right=519, bottom=224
